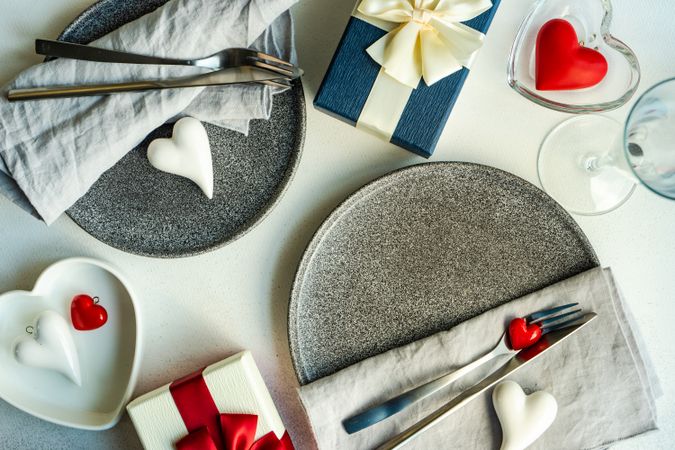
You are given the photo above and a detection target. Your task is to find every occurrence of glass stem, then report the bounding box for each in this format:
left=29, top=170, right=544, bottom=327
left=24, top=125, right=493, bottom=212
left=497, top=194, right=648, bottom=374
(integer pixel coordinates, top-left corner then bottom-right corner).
left=582, top=133, right=640, bottom=183
left=584, top=154, right=614, bottom=172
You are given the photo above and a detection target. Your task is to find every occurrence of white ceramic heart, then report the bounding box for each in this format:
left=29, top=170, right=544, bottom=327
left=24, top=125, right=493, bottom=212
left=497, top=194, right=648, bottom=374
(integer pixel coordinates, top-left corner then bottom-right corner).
left=14, top=311, right=82, bottom=386
left=0, top=258, right=141, bottom=430
left=492, top=380, right=558, bottom=450
left=147, top=117, right=214, bottom=199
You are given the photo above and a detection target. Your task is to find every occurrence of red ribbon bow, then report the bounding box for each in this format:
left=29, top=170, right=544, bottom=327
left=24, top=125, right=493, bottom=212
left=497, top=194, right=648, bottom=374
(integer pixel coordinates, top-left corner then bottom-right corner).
left=170, top=368, right=294, bottom=450
left=176, top=414, right=293, bottom=450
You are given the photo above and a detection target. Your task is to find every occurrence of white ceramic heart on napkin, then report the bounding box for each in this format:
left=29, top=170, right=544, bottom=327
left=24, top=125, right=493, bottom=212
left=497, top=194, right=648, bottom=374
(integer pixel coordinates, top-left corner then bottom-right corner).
left=493, top=380, right=558, bottom=450
left=14, top=310, right=82, bottom=386
left=0, top=258, right=141, bottom=430
left=147, top=117, right=214, bottom=199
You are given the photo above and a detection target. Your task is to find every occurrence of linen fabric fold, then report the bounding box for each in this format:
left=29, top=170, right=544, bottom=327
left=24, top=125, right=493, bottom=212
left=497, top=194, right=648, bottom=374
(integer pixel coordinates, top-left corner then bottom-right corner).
left=0, top=0, right=298, bottom=224
left=298, top=267, right=659, bottom=449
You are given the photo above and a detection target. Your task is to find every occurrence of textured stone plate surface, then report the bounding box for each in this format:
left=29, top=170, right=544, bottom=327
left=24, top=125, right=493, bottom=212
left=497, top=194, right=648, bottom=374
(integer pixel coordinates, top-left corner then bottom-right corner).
left=61, top=0, right=305, bottom=257
left=289, top=162, right=599, bottom=384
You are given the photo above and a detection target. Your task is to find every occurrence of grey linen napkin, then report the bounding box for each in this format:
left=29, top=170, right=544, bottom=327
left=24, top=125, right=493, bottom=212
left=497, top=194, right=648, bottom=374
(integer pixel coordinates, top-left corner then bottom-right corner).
left=298, top=268, right=660, bottom=449
left=0, top=0, right=298, bottom=224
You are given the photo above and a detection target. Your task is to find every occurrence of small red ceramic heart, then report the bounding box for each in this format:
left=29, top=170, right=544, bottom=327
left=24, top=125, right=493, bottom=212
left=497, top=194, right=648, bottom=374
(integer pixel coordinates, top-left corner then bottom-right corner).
left=535, top=19, right=608, bottom=91
left=508, top=318, right=542, bottom=350
left=71, top=294, right=108, bottom=331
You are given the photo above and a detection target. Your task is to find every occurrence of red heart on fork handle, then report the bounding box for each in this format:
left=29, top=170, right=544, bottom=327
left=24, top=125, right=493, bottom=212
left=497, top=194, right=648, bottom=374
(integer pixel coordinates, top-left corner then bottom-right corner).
left=508, top=318, right=542, bottom=350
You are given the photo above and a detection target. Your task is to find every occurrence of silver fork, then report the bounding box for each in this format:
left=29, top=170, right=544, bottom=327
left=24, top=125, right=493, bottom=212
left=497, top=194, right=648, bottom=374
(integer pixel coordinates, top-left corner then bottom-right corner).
left=35, top=39, right=300, bottom=78
left=342, top=302, right=583, bottom=434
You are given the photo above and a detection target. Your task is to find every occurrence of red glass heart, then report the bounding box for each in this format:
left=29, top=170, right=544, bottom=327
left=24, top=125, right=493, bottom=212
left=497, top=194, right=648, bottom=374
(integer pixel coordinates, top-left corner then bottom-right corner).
left=508, top=317, right=542, bottom=350
left=535, top=18, right=608, bottom=91
left=71, top=294, right=108, bottom=331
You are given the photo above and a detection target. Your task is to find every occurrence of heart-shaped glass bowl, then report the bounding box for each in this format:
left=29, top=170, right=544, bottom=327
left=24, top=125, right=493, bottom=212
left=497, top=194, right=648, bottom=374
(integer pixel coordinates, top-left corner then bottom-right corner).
left=507, top=0, right=640, bottom=113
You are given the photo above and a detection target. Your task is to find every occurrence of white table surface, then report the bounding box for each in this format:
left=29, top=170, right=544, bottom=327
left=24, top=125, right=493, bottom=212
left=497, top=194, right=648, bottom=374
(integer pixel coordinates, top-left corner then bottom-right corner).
left=1, top=0, right=674, bottom=449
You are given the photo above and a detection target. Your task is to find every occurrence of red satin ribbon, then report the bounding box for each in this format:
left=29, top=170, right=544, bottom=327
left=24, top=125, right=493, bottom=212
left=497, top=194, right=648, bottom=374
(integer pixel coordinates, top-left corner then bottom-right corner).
left=170, top=368, right=294, bottom=450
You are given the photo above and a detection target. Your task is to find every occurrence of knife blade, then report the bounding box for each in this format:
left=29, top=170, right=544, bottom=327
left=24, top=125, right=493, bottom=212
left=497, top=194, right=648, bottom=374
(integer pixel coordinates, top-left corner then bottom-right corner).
left=375, top=312, right=597, bottom=450
left=7, top=65, right=292, bottom=101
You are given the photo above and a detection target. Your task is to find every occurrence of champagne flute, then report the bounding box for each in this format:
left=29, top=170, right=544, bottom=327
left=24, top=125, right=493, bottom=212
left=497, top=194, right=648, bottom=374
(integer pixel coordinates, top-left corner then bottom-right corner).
left=538, top=77, right=675, bottom=215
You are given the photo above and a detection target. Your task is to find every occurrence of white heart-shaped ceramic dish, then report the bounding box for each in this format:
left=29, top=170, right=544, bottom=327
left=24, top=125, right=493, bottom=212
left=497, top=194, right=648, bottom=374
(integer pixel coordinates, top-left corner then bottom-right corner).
left=493, top=380, right=558, bottom=450
left=147, top=117, right=214, bottom=199
left=0, top=258, right=141, bottom=430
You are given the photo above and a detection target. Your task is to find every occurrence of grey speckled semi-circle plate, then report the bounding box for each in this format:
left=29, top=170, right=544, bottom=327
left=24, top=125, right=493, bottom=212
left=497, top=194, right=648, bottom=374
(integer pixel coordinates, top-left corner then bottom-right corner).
left=289, top=162, right=599, bottom=385
left=60, top=0, right=305, bottom=258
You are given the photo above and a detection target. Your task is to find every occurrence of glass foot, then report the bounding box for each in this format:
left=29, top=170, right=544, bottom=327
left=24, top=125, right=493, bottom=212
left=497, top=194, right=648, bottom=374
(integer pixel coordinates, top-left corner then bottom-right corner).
left=538, top=115, right=636, bottom=215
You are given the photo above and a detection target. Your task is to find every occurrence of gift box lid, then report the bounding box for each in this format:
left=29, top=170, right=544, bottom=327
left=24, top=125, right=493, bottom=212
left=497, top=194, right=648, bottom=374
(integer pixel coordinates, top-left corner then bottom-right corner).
left=127, top=351, right=285, bottom=450
left=314, top=0, right=502, bottom=158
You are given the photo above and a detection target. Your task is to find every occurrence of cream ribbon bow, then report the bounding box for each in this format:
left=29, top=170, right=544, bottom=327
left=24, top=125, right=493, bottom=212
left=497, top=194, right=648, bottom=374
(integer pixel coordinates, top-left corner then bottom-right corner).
left=357, top=0, right=493, bottom=88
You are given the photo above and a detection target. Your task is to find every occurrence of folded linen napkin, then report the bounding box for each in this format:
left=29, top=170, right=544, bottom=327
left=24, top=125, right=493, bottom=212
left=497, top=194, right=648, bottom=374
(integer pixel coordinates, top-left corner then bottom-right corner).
left=299, top=268, right=660, bottom=449
left=0, top=0, right=298, bottom=224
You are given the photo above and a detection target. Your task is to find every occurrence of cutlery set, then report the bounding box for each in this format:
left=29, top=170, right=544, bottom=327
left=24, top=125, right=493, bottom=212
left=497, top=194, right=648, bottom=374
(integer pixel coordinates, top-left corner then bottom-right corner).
left=7, top=39, right=302, bottom=101
left=342, top=304, right=596, bottom=448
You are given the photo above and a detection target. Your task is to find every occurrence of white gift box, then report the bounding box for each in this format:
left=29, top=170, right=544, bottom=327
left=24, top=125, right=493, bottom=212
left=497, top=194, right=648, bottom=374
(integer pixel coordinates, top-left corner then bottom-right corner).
left=127, top=351, right=287, bottom=450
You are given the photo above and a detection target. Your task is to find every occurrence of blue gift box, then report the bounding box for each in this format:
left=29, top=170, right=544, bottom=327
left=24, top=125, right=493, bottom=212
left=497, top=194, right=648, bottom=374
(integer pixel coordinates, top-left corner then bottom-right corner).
left=314, top=1, right=502, bottom=158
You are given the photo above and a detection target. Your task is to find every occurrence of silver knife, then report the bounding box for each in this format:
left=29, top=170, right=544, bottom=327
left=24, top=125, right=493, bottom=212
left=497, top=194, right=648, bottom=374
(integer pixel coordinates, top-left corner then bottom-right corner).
left=375, top=312, right=597, bottom=450
left=6, top=65, right=291, bottom=102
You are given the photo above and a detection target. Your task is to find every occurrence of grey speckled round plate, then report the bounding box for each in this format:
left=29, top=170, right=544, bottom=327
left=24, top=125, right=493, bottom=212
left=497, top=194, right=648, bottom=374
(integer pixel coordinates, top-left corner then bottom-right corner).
left=289, top=162, right=599, bottom=384
left=59, top=0, right=305, bottom=258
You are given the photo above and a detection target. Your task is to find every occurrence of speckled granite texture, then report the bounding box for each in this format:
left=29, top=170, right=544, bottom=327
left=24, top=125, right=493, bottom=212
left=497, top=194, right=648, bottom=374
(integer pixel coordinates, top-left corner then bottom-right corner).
left=289, top=162, right=599, bottom=385
left=61, top=0, right=305, bottom=258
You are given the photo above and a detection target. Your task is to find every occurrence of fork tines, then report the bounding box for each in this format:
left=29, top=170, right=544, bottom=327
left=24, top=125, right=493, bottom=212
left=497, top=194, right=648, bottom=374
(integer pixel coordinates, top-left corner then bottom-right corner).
left=251, top=59, right=295, bottom=77
left=526, top=302, right=584, bottom=335
left=252, top=50, right=295, bottom=67
left=243, top=47, right=303, bottom=79
left=248, top=57, right=303, bottom=79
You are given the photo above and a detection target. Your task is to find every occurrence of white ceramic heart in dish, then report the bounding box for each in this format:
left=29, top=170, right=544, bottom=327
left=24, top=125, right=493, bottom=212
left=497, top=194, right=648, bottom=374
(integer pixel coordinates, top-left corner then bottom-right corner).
left=14, top=310, right=82, bottom=386
left=0, top=258, right=141, bottom=430
left=147, top=117, right=214, bottom=199
left=493, top=380, right=558, bottom=450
